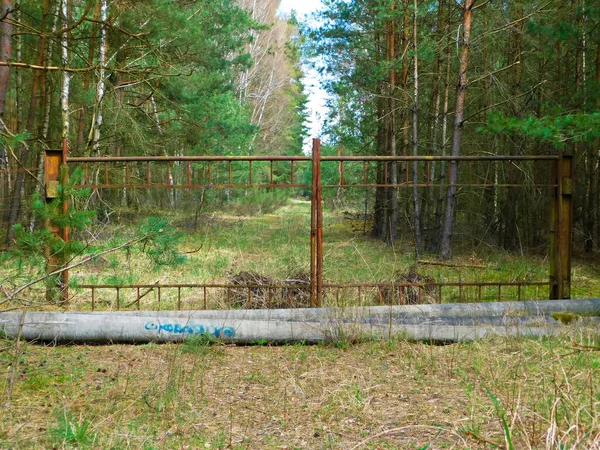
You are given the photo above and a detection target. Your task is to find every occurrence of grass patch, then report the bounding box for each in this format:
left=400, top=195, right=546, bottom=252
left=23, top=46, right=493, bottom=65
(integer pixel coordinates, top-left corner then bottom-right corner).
left=1, top=196, right=600, bottom=446
left=181, top=332, right=222, bottom=356
left=1, top=332, right=599, bottom=448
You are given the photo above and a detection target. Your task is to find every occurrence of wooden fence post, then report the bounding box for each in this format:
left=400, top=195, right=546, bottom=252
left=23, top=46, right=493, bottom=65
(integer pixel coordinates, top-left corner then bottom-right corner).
left=44, top=143, right=69, bottom=304
left=550, top=152, right=573, bottom=299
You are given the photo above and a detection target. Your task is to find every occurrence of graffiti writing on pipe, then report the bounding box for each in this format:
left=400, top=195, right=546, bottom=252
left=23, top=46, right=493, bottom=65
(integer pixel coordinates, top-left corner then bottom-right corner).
left=144, top=322, right=235, bottom=338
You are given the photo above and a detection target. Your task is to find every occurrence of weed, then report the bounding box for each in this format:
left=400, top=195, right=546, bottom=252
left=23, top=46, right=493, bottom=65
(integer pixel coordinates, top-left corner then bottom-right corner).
left=486, top=388, right=514, bottom=450
left=552, top=312, right=581, bottom=325
left=242, top=371, right=270, bottom=385
left=212, top=430, right=228, bottom=449
left=48, top=410, right=95, bottom=447
left=349, top=381, right=365, bottom=404
left=181, top=332, right=219, bottom=355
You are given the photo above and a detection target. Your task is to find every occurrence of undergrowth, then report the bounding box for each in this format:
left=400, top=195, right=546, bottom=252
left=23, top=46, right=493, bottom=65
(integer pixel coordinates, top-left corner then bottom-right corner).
left=2, top=199, right=595, bottom=310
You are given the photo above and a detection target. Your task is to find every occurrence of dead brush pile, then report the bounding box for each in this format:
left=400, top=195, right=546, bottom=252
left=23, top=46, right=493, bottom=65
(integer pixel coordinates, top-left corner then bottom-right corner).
left=379, top=270, right=438, bottom=305
left=229, top=271, right=311, bottom=309
left=281, top=272, right=312, bottom=308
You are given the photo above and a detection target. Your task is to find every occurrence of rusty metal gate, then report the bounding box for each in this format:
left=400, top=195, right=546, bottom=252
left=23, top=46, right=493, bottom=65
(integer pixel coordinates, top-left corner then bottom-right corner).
left=42, top=138, right=573, bottom=310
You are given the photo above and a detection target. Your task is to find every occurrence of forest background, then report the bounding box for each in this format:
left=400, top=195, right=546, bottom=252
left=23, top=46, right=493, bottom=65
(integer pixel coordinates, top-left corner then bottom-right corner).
left=0, top=0, right=599, bottom=262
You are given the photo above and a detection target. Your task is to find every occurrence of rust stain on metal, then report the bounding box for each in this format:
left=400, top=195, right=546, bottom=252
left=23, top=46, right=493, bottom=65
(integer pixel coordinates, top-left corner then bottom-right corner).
left=550, top=153, right=573, bottom=300
left=44, top=144, right=69, bottom=305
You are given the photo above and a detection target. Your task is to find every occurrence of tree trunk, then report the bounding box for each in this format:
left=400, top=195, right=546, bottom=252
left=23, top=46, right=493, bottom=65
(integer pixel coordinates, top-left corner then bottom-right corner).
left=0, top=0, right=13, bottom=227
left=372, top=13, right=399, bottom=244
left=594, top=43, right=600, bottom=251
left=438, top=0, right=475, bottom=260
left=385, top=4, right=398, bottom=246
left=425, top=0, right=445, bottom=252
left=14, top=0, right=21, bottom=131
left=90, top=0, right=107, bottom=153
left=5, top=0, right=51, bottom=245
left=29, top=0, right=59, bottom=232
left=433, top=0, right=452, bottom=253
left=61, top=0, right=70, bottom=142
left=0, top=0, right=12, bottom=126
left=411, top=0, right=423, bottom=256
left=502, top=1, right=524, bottom=251
left=371, top=28, right=386, bottom=240
left=77, top=0, right=100, bottom=153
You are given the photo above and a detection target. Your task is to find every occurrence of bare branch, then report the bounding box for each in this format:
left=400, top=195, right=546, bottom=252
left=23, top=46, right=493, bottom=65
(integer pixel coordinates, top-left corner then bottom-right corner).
left=6, top=235, right=149, bottom=300
left=472, top=0, right=489, bottom=11
left=466, top=60, right=521, bottom=87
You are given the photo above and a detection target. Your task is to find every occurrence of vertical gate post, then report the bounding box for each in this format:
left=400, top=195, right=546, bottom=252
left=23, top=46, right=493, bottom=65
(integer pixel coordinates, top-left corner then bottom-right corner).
left=44, top=143, right=69, bottom=304
left=550, top=152, right=573, bottom=299
left=310, top=138, right=323, bottom=307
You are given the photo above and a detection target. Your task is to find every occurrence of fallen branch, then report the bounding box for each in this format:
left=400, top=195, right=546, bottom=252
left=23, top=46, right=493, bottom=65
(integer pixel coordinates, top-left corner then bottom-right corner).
left=560, top=343, right=600, bottom=358
left=417, top=259, right=487, bottom=269
left=4, top=310, right=27, bottom=405
left=123, top=281, right=159, bottom=309
left=183, top=245, right=203, bottom=254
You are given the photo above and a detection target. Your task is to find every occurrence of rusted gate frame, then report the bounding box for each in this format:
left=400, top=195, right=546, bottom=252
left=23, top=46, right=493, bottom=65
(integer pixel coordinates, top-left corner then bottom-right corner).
left=43, top=140, right=571, bottom=307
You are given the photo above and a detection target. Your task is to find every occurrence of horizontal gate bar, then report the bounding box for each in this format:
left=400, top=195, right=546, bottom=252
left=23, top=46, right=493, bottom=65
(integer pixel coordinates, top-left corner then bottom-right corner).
left=68, top=155, right=561, bottom=163
left=67, top=154, right=559, bottom=190
left=76, top=281, right=556, bottom=289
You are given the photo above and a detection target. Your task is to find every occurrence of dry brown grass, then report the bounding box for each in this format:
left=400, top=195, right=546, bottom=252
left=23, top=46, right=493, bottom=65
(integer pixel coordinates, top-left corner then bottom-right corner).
left=1, top=332, right=599, bottom=449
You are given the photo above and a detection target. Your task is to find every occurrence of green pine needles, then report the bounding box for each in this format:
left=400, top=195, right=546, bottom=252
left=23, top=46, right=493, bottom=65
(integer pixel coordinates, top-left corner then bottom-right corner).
left=137, top=216, right=185, bottom=267
left=6, top=167, right=186, bottom=304
left=13, top=167, right=95, bottom=262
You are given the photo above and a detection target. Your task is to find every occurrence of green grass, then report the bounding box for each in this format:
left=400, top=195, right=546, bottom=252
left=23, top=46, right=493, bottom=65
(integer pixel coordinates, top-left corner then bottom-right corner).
left=1, top=194, right=597, bottom=445
left=3, top=332, right=598, bottom=448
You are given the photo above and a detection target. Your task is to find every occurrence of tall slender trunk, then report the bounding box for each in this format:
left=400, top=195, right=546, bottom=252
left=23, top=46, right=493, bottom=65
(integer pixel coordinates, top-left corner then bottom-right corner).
left=438, top=0, right=475, bottom=260
left=386, top=4, right=398, bottom=245
left=30, top=1, right=59, bottom=232
left=0, top=0, right=12, bottom=127
left=372, top=28, right=386, bottom=239
left=433, top=0, right=452, bottom=252
left=14, top=0, right=21, bottom=131
left=0, top=0, right=13, bottom=223
left=400, top=4, right=410, bottom=159
left=502, top=2, right=524, bottom=251
left=61, top=0, right=70, bottom=142
left=90, top=0, right=107, bottom=153
left=150, top=94, right=174, bottom=209
left=425, top=0, right=445, bottom=252
left=5, top=0, right=51, bottom=245
left=77, top=0, right=100, bottom=153
left=397, top=2, right=410, bottom=237
left=411, top=0, right=423, bottom=256
left=593, top=43, right=600, bottom=250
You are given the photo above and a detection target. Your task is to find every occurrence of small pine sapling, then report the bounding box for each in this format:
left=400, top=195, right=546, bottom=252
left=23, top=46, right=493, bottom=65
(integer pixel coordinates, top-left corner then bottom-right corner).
left=12, top=167, right=95, bottom=303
